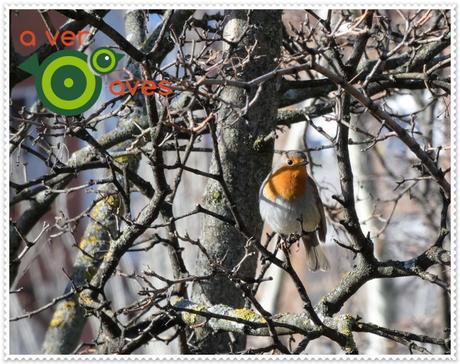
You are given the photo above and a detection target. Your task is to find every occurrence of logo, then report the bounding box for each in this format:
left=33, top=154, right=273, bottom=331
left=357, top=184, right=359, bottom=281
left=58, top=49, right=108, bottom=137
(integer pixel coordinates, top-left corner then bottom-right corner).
left=19, top=47, right=123, bottom=116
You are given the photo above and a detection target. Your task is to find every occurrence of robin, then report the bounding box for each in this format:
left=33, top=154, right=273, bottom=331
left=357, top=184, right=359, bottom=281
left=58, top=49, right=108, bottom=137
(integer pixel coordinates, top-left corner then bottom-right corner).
left=259, top=150, right=329, bottom=271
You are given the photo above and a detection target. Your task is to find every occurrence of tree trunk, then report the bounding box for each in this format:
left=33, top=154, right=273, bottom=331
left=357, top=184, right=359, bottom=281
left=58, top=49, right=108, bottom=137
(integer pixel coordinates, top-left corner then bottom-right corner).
left=42, top=10, right=147, bottom=353
left=349, top=115, right=393, bottom=354
left=190, top=10, right=282, bottom=354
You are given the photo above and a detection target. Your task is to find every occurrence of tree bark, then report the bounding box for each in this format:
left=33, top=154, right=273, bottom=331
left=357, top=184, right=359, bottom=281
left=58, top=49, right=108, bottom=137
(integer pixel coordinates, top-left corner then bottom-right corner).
left=349, top=115, right=393, bottom=354
left=41, top=10, right=147, bottom=353
left=190, top=10, right=282, bottom=353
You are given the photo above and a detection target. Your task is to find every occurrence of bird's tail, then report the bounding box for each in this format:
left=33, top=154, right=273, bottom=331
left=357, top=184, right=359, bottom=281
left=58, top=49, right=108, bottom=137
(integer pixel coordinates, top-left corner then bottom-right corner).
left=302, top=234, right=329, bottom=271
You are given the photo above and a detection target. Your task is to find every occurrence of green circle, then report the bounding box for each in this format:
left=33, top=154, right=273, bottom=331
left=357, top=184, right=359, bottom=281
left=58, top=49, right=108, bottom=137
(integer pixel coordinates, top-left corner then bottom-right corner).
left=64, top=78, right=74, bottom=87
left=90, top=48, right=116, bottom=74
left=50, top=65, right=87, bottom=101
left=41, top=56, right=96, bottom=111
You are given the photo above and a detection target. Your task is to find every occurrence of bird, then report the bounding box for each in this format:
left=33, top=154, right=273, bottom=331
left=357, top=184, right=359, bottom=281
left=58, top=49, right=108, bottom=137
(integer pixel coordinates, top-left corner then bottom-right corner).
left=259, top=150, right=329, bottom=271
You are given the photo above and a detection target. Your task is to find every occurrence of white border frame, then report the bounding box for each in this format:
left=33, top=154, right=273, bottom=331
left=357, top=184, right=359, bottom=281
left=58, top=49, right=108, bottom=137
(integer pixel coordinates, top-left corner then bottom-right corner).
left=1, top=1, right=457, bottom=362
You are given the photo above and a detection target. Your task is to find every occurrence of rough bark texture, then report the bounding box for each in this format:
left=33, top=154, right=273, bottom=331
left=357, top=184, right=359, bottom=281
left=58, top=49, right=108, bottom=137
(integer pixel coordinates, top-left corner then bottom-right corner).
left=10, top=9, right=450, bottom=355
left=349, top=115, right=393, bottom=354
left=190, top=10, right=282, bottom=353
left=41, top=10, right=147, bottom=354
left=41, top=183, right=123, bottom=354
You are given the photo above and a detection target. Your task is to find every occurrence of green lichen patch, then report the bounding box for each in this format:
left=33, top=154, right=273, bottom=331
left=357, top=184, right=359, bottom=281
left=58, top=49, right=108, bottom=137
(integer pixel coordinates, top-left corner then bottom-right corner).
left=231, top=308, right=266, bottom=323
left=79, top=235, right=98, bottom=250
left=49, top=301, right=77, bottom=328
left=90, top=194, right=120, bottom=218
left=114, top=154, right=130, bottom=164
left=210, top=190, right=223, bottom=204
left=78, top=290, right=95, bottom=307
left=252, top=136, right=264, bottom=152
left=182, top=303, right=208, bottom=325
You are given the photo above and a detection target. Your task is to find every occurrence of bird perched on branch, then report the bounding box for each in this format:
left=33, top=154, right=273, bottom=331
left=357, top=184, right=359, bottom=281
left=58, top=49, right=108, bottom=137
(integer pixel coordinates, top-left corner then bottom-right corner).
left=259, top=151, right=329, bottom=271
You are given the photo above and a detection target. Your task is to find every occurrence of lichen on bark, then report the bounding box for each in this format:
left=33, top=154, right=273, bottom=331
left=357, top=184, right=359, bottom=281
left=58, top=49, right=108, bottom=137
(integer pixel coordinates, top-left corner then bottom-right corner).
left=190, top=10, right=282, bottom=353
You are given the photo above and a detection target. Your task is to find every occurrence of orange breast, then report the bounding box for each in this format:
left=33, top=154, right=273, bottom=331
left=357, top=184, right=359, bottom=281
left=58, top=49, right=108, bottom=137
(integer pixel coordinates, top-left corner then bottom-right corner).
left=263, top=166, right=307, bottom=202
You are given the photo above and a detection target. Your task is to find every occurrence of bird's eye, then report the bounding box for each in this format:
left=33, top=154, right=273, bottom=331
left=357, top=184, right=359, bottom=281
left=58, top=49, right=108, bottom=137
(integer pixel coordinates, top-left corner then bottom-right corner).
left=287, top=159, right=293, bottom=166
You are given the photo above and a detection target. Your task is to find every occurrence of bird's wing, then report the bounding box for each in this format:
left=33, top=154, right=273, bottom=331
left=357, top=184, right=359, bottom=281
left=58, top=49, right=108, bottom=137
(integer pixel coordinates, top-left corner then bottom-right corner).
left=307, top=176, right=327, bottom=242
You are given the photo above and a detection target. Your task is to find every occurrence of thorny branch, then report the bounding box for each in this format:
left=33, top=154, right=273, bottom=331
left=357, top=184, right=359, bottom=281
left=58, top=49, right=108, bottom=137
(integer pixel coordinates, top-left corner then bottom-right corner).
left=10, top=9, right=451, bottom=355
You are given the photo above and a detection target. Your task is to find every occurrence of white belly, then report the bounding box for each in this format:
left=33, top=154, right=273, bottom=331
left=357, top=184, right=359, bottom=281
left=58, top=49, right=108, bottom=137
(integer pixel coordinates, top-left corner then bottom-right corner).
left=259, top=192, right=321, bottom=235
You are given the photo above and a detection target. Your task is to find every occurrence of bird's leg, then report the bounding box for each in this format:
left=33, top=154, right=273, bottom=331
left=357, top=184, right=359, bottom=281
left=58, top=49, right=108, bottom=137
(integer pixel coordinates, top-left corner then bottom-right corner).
left=276, top=234, right=291, bottom=252
left=279, top=235, right=293, bottom=258
left=287, top=233, right=298, bottom=245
